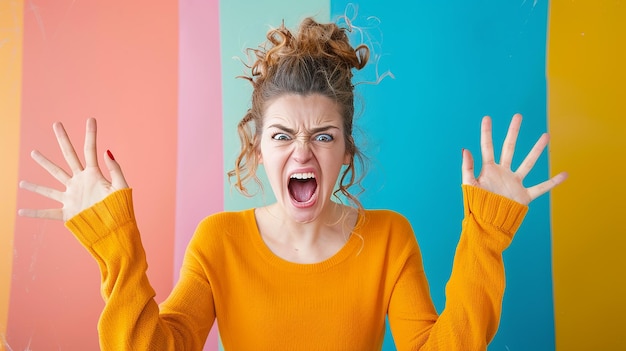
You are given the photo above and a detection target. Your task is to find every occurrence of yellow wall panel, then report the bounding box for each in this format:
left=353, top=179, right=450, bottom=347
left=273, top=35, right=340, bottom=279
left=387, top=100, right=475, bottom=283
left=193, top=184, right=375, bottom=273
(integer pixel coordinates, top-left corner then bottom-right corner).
left=548, top=1, right=626, bottom=349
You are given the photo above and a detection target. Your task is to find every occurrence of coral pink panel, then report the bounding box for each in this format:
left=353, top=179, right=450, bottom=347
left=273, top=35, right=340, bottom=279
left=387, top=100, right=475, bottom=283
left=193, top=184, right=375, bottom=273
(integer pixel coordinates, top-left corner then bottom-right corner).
left=8, top=0, right=178, bottom=349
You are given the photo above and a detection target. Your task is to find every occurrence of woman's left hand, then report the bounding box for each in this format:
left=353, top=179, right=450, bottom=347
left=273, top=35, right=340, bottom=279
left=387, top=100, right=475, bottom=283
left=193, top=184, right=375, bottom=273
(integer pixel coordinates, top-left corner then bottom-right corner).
left=461, top=113, right=568, bottom=205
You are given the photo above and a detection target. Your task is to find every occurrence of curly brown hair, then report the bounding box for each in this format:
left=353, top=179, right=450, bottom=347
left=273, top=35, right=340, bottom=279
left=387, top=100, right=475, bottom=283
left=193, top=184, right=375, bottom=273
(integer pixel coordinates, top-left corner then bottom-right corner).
left=227, top=17, right=370, bottom=210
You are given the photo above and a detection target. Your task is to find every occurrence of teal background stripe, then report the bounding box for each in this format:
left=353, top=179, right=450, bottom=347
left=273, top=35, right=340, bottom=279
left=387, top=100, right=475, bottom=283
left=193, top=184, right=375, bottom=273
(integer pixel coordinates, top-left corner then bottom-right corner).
left=220, top=0, right=330, bottom=211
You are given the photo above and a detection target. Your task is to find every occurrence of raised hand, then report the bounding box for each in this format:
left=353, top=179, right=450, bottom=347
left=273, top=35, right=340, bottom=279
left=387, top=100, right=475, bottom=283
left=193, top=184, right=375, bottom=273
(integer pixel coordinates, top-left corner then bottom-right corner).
left=461, top=113, right=567, bottom=205
left=18, top=118, right=129, bottom=221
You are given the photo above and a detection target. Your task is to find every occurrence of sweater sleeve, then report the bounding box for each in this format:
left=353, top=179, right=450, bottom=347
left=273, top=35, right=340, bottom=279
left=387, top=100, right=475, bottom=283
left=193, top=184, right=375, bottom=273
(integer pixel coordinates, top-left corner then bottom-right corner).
left=65, top=189, right=215, bottom=351
left=389, top=185, right=528, bottom=351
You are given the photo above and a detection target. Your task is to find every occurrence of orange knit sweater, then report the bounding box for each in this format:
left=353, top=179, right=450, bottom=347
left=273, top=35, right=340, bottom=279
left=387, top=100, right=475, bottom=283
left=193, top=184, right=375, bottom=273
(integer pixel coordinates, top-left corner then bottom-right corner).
left=65, top=185, right=527, bottom=350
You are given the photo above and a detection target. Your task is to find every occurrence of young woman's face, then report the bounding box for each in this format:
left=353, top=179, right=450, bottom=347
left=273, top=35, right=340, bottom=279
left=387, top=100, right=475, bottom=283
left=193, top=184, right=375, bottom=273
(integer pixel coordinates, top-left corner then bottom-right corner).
left=259, top=94, right=351, bottom=223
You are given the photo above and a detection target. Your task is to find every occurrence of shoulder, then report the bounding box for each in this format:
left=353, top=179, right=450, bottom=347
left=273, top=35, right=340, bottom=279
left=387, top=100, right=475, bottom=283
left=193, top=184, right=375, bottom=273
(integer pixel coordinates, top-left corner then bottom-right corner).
left=185, top=209, right=256, bottom=260
left=191, top=209, right=255, bottom=244
left=357, top=209, right=422, bottom=271
left=197, top=209, right=253, bottom=228
left=362, top=209, right=414, bottom=232
left=360, top=209, right=417, bottom=247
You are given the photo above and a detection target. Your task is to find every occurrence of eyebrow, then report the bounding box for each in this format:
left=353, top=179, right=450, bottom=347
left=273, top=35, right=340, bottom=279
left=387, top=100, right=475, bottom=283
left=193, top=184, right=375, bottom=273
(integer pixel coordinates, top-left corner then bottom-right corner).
left=267, top=124, right=341, bottom=135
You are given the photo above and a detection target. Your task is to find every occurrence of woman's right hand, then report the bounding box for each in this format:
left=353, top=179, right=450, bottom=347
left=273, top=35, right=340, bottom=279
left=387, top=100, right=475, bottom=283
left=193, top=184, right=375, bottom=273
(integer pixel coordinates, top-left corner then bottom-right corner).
left=19, top=118, right=129, bottom=221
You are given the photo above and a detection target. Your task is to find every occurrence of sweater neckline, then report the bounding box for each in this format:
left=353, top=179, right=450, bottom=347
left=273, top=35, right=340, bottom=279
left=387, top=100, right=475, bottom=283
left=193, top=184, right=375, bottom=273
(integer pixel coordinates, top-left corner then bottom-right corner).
left=245, top=208, right=364, bottom=273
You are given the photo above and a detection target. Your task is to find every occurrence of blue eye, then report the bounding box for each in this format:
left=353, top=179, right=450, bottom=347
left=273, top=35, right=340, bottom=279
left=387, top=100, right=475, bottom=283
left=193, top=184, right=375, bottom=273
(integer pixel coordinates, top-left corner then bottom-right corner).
left=315, top=134, right=333, bottom=142
left=272, top=133, right=291, bottom=141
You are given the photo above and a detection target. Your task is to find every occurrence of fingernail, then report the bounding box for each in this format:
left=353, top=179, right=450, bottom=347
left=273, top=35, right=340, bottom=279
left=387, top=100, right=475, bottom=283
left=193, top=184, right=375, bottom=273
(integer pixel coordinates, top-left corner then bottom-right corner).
left=107, top=150, right=115, bottom=161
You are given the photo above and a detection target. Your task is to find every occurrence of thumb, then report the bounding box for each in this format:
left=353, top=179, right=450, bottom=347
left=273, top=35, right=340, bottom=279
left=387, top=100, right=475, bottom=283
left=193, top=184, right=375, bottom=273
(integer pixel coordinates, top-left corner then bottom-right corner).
left=461, top=148, right=476, bottom=185
left=104, top=150, right=129, bottom=189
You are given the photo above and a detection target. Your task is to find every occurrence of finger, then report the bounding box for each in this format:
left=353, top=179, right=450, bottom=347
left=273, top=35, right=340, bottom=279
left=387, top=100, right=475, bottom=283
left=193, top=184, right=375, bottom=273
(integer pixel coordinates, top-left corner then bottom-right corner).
left=84, top=118, right=99, bottom=168
left=527, top=171, right=569, bottom=201
left=515, top=133, right=550, bottom=179
left=103, top=150, right=130, bottom=189
left=53, top=121, right=84, bottom=174
left=500, top=113, right=522, bottom=169
left=461, top=148, right=477, bottom=185
left=17, top=208, right=64, bottom=221
left=30, top=150, right=71, bottom=185
left=480, top=116, right=495, bottom=165
left=19, top=180, right=64, bottom=202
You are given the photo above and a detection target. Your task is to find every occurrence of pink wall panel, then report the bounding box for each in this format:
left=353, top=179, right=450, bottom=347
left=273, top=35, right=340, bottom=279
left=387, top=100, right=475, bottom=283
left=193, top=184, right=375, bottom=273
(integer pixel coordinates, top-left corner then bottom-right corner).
left=7, top=1, right=178, bottom=349
left=176, top=0, right=223, bottom=284
left=177, top=0, right=223, bottom=349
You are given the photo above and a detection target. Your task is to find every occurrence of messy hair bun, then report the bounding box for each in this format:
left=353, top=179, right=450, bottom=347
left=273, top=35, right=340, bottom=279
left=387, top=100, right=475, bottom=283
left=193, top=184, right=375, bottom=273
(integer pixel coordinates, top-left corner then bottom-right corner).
left=249, top=17, right=369, bottom=82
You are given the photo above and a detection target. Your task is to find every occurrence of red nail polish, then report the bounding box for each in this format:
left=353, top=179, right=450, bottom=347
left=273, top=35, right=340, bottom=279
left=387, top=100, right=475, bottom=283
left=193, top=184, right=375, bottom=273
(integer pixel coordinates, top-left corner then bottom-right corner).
left=107, top=150, right=115, bottom=161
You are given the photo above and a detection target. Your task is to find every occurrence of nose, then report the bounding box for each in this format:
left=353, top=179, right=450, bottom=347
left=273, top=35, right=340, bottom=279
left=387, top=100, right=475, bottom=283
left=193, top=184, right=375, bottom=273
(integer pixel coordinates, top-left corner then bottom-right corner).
left=292, top=138, right=312, bottom=163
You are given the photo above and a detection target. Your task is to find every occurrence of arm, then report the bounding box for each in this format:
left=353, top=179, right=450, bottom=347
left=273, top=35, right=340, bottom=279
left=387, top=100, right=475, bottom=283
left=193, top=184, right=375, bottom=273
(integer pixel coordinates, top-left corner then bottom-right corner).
left=19, top=119, right=214, bottom=350
left=390, top=114, right=567, bottom=350
left=389, top=186, right=526, bottom=350
left=66, top=189, right=215, bottom=350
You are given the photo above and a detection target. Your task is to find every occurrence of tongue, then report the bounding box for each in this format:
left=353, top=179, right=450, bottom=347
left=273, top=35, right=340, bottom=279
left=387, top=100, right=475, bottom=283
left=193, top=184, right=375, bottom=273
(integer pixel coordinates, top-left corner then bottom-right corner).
left=289, top=179, right=317, bottom=203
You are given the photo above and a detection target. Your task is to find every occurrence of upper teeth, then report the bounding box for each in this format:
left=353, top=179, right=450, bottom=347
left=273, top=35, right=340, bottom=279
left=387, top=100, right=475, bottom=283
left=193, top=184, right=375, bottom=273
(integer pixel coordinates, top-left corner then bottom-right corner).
left=290, top=172, right=315, bottom=180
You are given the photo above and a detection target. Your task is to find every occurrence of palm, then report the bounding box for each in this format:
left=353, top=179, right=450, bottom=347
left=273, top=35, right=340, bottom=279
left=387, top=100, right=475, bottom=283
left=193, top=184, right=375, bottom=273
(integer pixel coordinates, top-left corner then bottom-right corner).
left=462, top=114, right=567, bottom=205
left=19, top=118, right=128, bottom=221
left=61, top=166, right=117, bottom=218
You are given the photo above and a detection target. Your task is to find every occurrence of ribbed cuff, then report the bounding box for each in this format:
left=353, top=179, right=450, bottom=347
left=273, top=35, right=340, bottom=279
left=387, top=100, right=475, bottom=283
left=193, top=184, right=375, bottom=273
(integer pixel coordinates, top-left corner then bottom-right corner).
left=65, top=189, right=135, bottom=248
left=462, top=185, right=528, bottom=236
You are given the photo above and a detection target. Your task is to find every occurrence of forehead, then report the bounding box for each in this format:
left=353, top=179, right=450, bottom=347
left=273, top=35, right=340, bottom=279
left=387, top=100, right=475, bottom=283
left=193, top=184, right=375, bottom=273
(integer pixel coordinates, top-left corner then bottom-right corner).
left=263, top=94, right=343, bottom=128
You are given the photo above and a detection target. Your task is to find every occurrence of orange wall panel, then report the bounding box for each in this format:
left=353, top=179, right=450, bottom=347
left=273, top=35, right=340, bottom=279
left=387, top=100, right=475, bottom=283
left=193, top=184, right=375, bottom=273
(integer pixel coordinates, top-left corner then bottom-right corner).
left=0, top=0, right=23, bottom=344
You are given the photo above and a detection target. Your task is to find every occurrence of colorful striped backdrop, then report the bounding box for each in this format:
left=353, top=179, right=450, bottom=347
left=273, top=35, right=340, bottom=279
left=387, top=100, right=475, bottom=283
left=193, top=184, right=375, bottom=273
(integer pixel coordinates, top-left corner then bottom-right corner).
left=1, top=1, right=624, bottom=350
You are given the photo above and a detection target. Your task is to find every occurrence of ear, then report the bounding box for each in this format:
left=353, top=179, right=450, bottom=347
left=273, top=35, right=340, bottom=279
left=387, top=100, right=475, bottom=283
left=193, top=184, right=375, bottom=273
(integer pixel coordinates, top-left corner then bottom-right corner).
left=343, top=152, right=351, bottom=166
left=256, top=143, right=263, bottom=164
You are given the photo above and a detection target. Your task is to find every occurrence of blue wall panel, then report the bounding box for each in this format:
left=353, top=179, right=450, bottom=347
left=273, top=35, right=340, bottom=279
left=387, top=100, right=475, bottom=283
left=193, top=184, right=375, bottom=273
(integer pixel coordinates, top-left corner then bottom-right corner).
left=330, top=1, right=555, bottom=350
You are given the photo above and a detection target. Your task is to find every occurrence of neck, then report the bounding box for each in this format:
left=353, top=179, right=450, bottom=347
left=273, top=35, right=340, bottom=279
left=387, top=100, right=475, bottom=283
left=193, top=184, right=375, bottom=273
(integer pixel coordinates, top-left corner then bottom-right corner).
left=255, top=202, right=357, bottom=263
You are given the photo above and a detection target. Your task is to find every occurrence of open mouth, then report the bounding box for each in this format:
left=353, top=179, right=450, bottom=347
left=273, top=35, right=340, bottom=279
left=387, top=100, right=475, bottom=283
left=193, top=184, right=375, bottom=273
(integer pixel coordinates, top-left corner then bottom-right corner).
left=288, top=172, right=318, bottom=203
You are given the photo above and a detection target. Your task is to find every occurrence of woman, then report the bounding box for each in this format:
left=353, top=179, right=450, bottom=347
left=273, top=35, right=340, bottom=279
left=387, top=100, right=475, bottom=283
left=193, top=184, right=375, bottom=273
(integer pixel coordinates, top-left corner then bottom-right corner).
left=18, top=17, right=567, bottom=350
